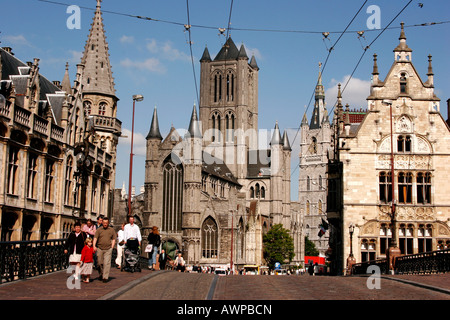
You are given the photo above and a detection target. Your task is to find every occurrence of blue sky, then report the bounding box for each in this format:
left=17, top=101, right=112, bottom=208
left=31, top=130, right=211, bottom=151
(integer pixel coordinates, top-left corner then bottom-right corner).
left=3, top=0, right=449, bottom=200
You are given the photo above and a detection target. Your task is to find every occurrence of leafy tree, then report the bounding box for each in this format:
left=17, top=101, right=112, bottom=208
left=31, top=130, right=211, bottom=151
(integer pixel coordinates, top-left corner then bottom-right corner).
left=304, top=236, right=319, bottom=256
left=263, top=224, right=294, bottom=269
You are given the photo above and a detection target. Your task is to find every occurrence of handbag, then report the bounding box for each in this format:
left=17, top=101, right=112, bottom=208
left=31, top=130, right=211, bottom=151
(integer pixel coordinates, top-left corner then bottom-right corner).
left=145, top=244, right=153, bottom=253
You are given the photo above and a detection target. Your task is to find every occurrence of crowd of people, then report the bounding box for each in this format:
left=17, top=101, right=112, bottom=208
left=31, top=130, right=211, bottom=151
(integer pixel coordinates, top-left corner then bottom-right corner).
left=64, top=215, right=188, bottom=284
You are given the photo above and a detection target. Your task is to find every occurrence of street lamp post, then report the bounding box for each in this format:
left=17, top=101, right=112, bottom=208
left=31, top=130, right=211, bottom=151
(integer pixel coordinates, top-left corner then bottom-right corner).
left=383, top=100, right=401, bottom=274
left=128, top=94, right=144, bottom=217
left=346, top=223, right=356, bottom=275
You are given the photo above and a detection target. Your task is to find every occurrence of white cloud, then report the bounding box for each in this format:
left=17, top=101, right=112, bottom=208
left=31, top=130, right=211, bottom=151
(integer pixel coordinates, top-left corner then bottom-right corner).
left=119, top=128, right=147, bottom=156
left=146, top=38, right=190, bottom=61
left=120, top=57, right=166, bottom=74
left=244, top=45, right=263, bottom=61
left=325, top=75, right=371, bottom=109
left=120, top=35, right=135, bottom=44
left=4, top=34, right=32, bottom=47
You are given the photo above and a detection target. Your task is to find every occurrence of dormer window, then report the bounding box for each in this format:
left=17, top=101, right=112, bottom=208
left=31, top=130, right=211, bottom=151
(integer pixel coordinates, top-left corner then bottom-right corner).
left=400, top=73, right=407, bottom=94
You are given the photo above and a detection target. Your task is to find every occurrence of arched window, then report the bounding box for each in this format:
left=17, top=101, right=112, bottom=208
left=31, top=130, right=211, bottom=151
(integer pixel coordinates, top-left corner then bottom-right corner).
left=44, top=159, right=55, bottom=203
left=418, top=224, right=432, bottom=253
left=417, top=172, right=431, bottom=204
left=211, top=112, right=221, bottom=143
left=311, top=137, right=317, bottom=154
left=261, top=186, right=265, bottom=199
left=64, top=156, right=73, bottom=205
left=307, top=176, right=311, bottom=191
left=379, top=223, right=392, bottom=255
left=397, top=135, right=411, bottom=153
left=361, top=239, right=376, bottom=262
left=7, top=146, right=20, bottom=195
left=379, top=171, right=392, bottom=203
left=213, top=72, right=222, bottom=103
left=398, top=172, right=412, bottom=204
left=83, top=101, right=91, bottom=116
left=225, top=112, right=235, bottom=142
left=250, top=186, right=255, bottom=199
left=399, top=224, right=414, bottom=255
left=237, top=218, right=245, bottom=260
left=202, top=217, right=218, bottom=259
left=27, top=153, right=38, bottom=199
left=255, top=183, right=260, bottom=198
left=162, top=158, right=183, bottom=232
left=226, top=71, right=235, bottom=102
left=99, top=102, right=107, bottom=116
left=400, top=73, right=407, bottom=94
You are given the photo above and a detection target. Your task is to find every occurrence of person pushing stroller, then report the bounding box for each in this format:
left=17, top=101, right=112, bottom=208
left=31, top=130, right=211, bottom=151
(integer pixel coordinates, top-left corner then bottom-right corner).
left=122, top=216, right=142, bottom=272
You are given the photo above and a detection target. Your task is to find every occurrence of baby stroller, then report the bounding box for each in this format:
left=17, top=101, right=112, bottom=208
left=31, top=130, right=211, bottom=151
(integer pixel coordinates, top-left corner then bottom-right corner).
left=121, top=239, right=141, bottom=273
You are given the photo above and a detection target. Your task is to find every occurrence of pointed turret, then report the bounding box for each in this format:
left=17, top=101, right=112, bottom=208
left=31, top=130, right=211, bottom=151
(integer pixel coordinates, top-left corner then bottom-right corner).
left=80, top=0, right=116, bottom=97
left=393, top=22, right=412, bottom=61
left=249, top=55, right=259, bottom=70
left=425, top=54, right=434, bottom=87
left=146, top=106, right=163, bottom=140
left=238, top=44, right=248, bottom=60
left=61, top=62, right=71, bottom=94
left=310, top=63, right=326, bottom=129
left=188, top=103, right=202, bottom=138
left=200, top=46, right=211, bottom=62
left=301, top=111, right=309, bottom=127
left=270, top=121, right=283, bottom=146
left=282, top=131, right=291, bottom=151
left=214, top=37, right=239, bottom=61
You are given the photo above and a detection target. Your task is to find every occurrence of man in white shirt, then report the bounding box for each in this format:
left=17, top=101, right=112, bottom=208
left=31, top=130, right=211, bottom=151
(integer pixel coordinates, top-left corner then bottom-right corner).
left=123, top=216, right=141, bottom=251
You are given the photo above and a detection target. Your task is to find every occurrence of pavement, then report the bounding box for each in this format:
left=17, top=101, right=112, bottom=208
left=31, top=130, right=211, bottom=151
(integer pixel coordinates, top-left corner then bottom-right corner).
left=0, top=267, right=449, bottom=301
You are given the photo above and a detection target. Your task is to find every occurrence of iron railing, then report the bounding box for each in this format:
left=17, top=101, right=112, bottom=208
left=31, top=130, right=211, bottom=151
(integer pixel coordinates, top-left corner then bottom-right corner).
left=395, top=248, right=450, bottom=274
left=1, top=239, right=150, bottom=283
left=351, top=248, right=450, bottom=275
left=0, top=239, right=68, bottom=283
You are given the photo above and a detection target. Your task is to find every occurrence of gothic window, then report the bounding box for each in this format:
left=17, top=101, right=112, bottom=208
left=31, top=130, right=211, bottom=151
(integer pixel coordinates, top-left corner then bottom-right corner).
left=64, top=156, right=73, bottom=205
left=83, top=101, right=92, bottom=116
left=225, top=111, right=235, bottom=142
left=99, top=102, right=107, bottom=116
left=399, top=224, right=414, bottom=255
left=7, top=146, right=19, bottom=195
left=213, top=72, right=223, bottom=103
left=319, top=175, right=323, bottom=190
left=237, top=218, right=245, bottom=260
left=202, top=175, right=207, bottom=193
left=202, top=216, right=218, bottom=259
left=418, top=224, right=432, bottom=253
left=311, top=137, right=317, bottom=154
left=255, top=183, right=260, bottom=198
left=417, top=172, right=431, bottom=204
left=398, top=172, right=413, bottom=204
left=397, top=135, right=411, bottom=153
left=361, top=239, right=376, bottom=262
left=91, top=177, right=98, bottom=213
left=250, top=186, right=255, bottom=199
left=307, top=176, right=311, bottom=191
left=379, top=171, right=392, bottom=203
left=379, top=224, right=392, bottom=255
left=400, top=73, right=407, bottom=94
left=162, top=158, right=183, bottom=232
left=44, top=159, right=55, bottom=203
left=318, top=200, right=323, bottom=215
left=261, top=186, right=265, bottom=199
left=226, top=71, right=235, bottom=102
left=27, top=153, right=38, bottom=199
left=211, top=112, right=221, bottom=143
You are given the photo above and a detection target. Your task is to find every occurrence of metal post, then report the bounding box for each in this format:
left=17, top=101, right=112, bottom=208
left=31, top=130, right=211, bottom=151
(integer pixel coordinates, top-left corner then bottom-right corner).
left=128, top=95, right=143, bottom=217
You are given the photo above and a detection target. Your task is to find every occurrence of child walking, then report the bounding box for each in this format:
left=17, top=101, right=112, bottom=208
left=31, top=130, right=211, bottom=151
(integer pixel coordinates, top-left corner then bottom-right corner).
left=80, top=238, right=94, bottom=283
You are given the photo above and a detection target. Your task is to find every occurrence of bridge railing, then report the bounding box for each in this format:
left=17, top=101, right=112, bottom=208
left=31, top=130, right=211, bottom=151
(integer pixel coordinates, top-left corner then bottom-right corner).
left=0, top=239, right=68, bottom=283
left=351, top=248, right=450, bottom=275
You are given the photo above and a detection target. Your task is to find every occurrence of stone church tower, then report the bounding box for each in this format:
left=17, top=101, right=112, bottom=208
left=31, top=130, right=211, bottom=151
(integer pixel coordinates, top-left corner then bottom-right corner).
left=299, top=65, right=331, bottom=257
left=132, top=38, right=297, bottom=269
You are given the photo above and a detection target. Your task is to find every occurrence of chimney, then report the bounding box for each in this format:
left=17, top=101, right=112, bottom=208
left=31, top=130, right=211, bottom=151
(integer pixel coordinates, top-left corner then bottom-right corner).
left=2, top=47, right=13, bottom=55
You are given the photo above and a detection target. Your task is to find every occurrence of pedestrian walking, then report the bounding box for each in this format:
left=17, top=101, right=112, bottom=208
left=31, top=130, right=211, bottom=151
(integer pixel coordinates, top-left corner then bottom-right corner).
left=80, top=238, right=94, bottom=283
left=123, top=216, right=142, bottom=250
left=174, top=252, right=186, bottom=272
left=93, top=217, right=116, bottom=283
left=147, top=226, right=161, bottom=270
left=93, top=215, right=104, bottom=270
left=115, top=223, right=125, bottom=269
left=81, top=218, right=96, bottom=238
left=158, top=248, right=167, bottom=270
left=64, top=221, right=87, bottom=280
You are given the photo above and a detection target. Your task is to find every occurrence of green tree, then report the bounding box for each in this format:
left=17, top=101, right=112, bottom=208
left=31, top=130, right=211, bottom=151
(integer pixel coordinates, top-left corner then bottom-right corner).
left=304, top=236, right=319, bottom=256
left=263, top=224, right=294, bottom=269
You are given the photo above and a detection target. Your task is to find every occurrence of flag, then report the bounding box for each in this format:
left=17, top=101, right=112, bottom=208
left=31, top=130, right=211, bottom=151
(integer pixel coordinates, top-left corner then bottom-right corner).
left=321, top=218, right=329, bottom=230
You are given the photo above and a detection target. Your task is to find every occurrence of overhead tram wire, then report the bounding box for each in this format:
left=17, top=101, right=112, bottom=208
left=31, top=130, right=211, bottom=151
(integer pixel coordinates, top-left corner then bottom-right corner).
left=289, top=0, right=369, bottom=178
left=327, top=0, right=414, bottom=117
left=38, top=0, right=449, bottom=35
left=185, top=0, right=199, bottom=107
left=290, top=0, right=414, bottom=179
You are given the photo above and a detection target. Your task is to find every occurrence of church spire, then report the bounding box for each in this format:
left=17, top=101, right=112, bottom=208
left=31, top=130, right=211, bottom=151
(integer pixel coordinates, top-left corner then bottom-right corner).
left=146, top=106, right=163, bottom=140
left=81, top=0, right=116, bottom=97
left=187, top=102, right=202, bottom=138
left=310, top=62, right=325, bottom=129
left=61, top=62, right=71, bottom=94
